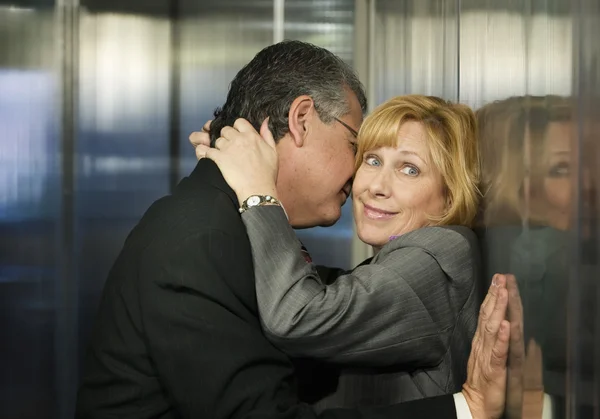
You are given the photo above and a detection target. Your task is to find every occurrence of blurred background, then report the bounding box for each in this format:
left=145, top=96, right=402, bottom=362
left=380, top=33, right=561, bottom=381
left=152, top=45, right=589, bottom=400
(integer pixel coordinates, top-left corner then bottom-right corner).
left=0, top=0, right=598, bottom=418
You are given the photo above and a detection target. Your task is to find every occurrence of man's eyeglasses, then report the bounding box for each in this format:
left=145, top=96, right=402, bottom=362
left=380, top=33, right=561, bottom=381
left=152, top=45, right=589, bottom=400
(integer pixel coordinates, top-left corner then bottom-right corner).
left=334, top=117, right=359, bottom=154
left=334, top=117, right=359, bottom=138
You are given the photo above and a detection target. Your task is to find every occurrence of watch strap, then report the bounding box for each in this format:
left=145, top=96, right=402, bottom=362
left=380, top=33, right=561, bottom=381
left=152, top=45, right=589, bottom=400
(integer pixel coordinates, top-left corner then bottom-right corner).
left=239, top=194, right=282, bottom=214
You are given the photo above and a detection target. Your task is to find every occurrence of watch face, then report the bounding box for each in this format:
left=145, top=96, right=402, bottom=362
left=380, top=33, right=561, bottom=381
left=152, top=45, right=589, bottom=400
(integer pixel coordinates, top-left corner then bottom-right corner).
left=247, top=196, right=261, bottom=207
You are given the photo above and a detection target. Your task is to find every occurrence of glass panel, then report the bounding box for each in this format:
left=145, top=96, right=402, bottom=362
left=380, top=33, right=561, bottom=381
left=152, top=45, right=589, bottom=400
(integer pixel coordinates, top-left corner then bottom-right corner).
left=464, top=1, right=590, bottom=418
left=177, top=0, right=273, bottom=178
left=0, top=5, right=62, bottom=419
left=370, top=1, right=599, bottom=417
left=570, top=0, right=600, bottom=416
left=5, top=1, right=598, bottom=418
left=459, top=1, right=572, bottom=109
left=75, top=8, right=173, bottom=366
left=373, top=0, right=459, bottom=103
left=284, top=0, right=355, bottom=64
left=284, top=0, right=356, bottom=269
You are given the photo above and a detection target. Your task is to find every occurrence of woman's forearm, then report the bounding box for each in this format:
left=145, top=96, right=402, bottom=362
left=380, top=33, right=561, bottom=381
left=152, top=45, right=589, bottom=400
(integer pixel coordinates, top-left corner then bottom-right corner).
left=241, top=205, right=451, bottom=368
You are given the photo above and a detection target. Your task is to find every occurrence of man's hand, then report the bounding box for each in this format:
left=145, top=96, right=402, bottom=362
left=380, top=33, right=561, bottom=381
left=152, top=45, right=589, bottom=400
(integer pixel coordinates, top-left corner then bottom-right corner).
left=461, top=274, right=511, bottom=419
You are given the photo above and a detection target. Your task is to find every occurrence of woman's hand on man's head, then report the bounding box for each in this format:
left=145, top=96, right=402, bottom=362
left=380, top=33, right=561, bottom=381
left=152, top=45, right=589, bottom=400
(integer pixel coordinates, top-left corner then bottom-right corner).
left=189, top=120, right=212, bottom=160
left=190, top=118, right=279, bottom=206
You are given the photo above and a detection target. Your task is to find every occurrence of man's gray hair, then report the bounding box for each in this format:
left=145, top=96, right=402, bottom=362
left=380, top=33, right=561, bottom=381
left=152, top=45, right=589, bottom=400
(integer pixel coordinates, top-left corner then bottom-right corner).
left=210, top=40, right=367, bottom=143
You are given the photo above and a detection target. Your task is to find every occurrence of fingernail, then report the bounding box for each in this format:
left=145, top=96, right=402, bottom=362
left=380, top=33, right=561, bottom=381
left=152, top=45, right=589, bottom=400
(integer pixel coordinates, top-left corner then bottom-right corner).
left=491, top=275, right=499, bottom=287
left=389, top=235, right=399, bottom=241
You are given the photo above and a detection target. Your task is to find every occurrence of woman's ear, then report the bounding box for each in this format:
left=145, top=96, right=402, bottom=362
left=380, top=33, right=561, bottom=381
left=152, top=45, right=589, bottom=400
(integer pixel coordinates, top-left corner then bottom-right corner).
left=443, top=185, right=452, bottom=212
left=287, top=95, right=315, bottom=147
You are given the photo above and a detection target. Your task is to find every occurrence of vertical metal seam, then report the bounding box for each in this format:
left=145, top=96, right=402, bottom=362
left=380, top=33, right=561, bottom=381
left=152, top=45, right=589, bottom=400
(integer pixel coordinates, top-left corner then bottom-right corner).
left=567, top=0, right=583, bottom=415
left=367, top=0, right=376, bottom=108
left=169, top=0, right=181, bottom=192
left=273, top=0, right=285, bottom=43
left=55, top=0, right=79, bottom=417
left=351, top=0, right=375, bottom=267
left=456, top=0, right=461, bottom=102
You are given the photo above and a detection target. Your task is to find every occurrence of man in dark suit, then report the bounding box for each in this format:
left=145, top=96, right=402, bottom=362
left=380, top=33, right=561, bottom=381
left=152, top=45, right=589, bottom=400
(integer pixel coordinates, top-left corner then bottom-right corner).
left=76, top=40, right=510, bottom=419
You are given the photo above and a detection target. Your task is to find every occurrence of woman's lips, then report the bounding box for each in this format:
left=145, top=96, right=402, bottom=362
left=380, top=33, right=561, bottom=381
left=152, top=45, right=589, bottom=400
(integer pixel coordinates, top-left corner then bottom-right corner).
left=363, top=204, right=397, bottom=220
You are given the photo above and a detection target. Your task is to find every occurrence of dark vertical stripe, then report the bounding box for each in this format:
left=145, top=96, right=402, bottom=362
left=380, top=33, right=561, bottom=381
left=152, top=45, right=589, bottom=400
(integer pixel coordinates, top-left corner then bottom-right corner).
left=57, top=2, right=79, bottom=417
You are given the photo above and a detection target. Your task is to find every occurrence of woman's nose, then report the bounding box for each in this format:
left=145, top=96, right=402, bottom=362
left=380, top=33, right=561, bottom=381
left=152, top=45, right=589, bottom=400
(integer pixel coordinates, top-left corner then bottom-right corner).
left=368, top=169, right=392, bottom=198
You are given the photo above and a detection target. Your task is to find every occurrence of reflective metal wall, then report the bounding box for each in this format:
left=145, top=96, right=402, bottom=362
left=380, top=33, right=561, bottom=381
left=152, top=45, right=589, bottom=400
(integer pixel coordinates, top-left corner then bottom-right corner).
left=368, top=0, right=599, bottom=417
left=568, top=1, right=599, bottom=416
left=372, top=0, right=459, bottom=102
left=285, top=0, right=357, bottom=270
left=0, top=5, right=64, bottom=419
left=1, top=0, right=598, bottom=418
left=0, top=1, right=356, bottom=418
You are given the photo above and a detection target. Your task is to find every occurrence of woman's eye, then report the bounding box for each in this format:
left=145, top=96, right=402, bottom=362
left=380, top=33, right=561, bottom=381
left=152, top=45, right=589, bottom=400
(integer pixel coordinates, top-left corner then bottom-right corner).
left=365, top=156, right=381, bottom=166
left=400, top=165, right=419, bottom=176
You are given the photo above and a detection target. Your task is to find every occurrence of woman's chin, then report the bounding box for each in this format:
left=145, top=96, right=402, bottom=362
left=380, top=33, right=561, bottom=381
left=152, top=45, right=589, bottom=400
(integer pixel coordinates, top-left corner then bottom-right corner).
left=357, top=229, right=386, bottom=249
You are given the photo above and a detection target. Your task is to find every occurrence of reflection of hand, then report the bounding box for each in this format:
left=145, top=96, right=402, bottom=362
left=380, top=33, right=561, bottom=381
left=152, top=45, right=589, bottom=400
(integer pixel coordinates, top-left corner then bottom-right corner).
left=196, top=118, right=278, bottom=205
left=504, top=275, right=545, bottom=419
left=189, top=120, right=212, bottom=160
left=461, top=274, right=510, bottom=419
left=505, top=273, right=525, bottom=419
left=522, top=340, right=544, bottom=418
left=506, top=340, right=545, bottom=419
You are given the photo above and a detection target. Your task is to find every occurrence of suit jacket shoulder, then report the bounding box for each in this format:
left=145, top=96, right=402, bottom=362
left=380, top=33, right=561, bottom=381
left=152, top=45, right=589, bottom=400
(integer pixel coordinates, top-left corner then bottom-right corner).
left=374, top=225, right=480, bottom=291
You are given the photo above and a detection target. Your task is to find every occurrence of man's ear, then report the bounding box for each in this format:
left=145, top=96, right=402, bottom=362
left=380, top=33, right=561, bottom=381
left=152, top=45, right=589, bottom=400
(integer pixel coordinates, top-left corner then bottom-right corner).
left=287, top=95, right=315, bottom=147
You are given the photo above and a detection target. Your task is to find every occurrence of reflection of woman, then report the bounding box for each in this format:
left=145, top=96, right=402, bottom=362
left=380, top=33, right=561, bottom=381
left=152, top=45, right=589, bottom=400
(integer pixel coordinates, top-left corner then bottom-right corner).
left=476, top=97, right=575, bottom=331
left=477, top=95, right=595, bottom=416
left=195, top=95, right=483, bottom=405
left=477, top=96, right=574, bottom=346
left=478, top=95, right=574, bottom=231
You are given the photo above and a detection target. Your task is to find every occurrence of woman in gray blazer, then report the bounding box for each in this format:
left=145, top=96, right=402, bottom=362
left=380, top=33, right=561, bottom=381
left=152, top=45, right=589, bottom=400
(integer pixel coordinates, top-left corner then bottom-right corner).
left=195, top=95, right=482, bottom=406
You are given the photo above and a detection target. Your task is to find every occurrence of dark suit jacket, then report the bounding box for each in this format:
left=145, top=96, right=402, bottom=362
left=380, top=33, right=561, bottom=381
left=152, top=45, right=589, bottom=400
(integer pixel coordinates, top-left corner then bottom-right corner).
left=75, top=160, right=458, bottom=419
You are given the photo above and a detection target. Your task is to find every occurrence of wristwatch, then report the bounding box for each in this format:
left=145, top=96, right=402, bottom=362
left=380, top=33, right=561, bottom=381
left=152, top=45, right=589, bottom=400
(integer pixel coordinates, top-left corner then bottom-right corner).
left=239, top=194, right=282, bottom=214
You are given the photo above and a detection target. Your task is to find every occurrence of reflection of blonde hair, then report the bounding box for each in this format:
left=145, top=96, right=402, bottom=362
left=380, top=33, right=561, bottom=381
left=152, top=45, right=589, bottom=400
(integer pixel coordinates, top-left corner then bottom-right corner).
left=477, top=95, right=572, bottom=226
left=356, top=95, right=481, bottom=227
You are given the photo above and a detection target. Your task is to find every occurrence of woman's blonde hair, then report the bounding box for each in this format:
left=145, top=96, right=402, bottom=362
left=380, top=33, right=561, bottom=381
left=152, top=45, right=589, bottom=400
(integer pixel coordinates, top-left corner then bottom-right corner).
left=355, top=95, right=481, bottom=227
left=477, top=95, right=572, bottom=227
